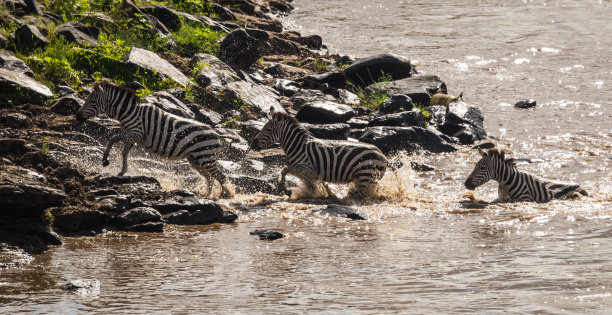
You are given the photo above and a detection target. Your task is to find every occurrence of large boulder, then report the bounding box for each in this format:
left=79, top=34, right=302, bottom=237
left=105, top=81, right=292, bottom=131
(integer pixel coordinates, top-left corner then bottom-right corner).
left=145, top=91, right=195, bottom=119
left=370, top=75, right=446, bottom=105
left=0, top=50, right=34, bottom=76
left=0, top=165, right=66, bottom=215
left=50, top=95, right=84, bottom=116
left=117, top=207, right=162, bottom=226
left=141, top=4, right=181, bottom=32
left=190, top=53, right=239, bottom=91
left=218, top=28, right=271, bottom=69
left=296, top=101, right=355, bottom=124
left=429, top=102, right=486, bottom=145
left=220, top=79, right=284, bottom=116
left=0, top=68, right=53, bottom=103
left=359, top=126, right=456, bottom=155
left=57, top=22, right=100, bottom=47
left=14, top=24, right=48, bottom=51
left=369, top=109, right=425, bottom=128
left=122, top=47, right=190, bottom=86
left=302, top=123, right=351, bottom=140
left=379, top=94, right=413, bottom=114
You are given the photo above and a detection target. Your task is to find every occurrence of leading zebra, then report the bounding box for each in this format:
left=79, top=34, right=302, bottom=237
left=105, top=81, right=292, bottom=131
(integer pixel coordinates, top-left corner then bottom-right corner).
left=76, top=79, right=232, bottom=198
left=250, top=108, right=388, bottom=198
left=464, top=148, right=587, bottom=202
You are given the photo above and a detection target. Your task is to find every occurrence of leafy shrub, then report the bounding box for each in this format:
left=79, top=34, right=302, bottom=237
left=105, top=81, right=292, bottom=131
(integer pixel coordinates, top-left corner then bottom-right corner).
left=174, top=23, right=223, bottom=57
left=346, top=72, right=392, bottom=110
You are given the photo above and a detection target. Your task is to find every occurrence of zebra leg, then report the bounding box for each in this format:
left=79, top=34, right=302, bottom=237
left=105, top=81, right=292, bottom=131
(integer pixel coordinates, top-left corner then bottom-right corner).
left=102, top=134, right=124, bottom=167
left=496, top=184, right=511, bottom=202
left=278, top=167, right=291, bottom=195
left=117, top=142, right=134, bottom=177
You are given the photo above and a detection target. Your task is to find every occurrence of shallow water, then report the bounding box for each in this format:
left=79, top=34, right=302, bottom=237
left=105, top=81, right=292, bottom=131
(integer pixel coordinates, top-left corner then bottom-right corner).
left=2, top=0, right=612, bottom=313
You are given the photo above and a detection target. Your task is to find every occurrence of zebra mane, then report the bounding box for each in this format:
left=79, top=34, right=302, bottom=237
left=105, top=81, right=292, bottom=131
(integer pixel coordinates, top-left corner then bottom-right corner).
left=486, top=148, right=517, bottom=167
left=273, top=111, right=310, bottom=136
left=95, top=79, right=136, bottom=97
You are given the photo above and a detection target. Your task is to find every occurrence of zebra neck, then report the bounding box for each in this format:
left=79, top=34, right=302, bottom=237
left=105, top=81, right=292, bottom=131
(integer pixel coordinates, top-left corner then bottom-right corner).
left=278, top=125, right=309, bottom=156
left=107, top=89, right=138, bottom=124
left=495, top=161, right=519, bottom=187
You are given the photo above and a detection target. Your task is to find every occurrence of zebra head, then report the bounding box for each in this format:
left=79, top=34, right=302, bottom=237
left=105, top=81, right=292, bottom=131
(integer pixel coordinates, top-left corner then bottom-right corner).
left=250, top=107, right=284, bottom=151
left=76, top=82, right=105, bottom=122
left=464, top=148, right=496, bottom=190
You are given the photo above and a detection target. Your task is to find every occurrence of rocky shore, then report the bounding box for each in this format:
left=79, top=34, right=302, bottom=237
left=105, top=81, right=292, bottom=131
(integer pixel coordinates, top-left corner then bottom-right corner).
left=0, top=0, right=487, bottom=266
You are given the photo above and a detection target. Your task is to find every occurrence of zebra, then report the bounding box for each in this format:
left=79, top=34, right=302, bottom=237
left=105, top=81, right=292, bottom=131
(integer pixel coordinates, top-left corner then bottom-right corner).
left=250, top=107, right=388, bottom=198
left=464, top=148, right=587, bottom=202
left=75, top=79, right=232, bottom=198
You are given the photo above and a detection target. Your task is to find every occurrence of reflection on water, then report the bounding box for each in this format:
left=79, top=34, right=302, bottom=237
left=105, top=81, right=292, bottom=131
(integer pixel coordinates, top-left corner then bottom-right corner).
left=2, top=0, right=612, bottom=313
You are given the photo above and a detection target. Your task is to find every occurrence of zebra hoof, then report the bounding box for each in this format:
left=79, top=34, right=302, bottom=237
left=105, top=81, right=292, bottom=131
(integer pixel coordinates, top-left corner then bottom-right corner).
left=102, top=159, right=110, bottom=167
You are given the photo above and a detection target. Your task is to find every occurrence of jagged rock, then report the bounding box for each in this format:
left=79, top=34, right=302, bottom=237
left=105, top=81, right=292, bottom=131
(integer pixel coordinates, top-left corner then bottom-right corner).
left=269, top=0, right=293, bottom=13
left=141, top=4, right=181, bottom=32
left=264, top=64, right=284, bottom=77
left=0, top=33, right=8, bottom=49
left=359, top=126, right=456, bottom=155
left=53, top=208, right=109, bottom=233
left=152, top=193, right=221, bottom=214
left=197, top=15, right=232, bottom=33
left=0, top=165, right=66, bottom=214
left=145, top=91, right=195, bottom=119
left=0, top=68, right=53, bottom=103
left=515, top=99, right=537, bottom=109
left=0, top=50, right=34, bottom=76
left=118, top=207, right=162, bottom=225
left=23, top=0, right=41, bottom=15
left=14, top=24, right=48, bottom=51
left=220, top=79, right=284, bottom=116
left=57, top=22, right=100, bottom=47
left=1, top=112, right=30, bottom=128
left=228, top=174, right=282, bottom=195
left=191, top=107, right=223, bottom=126
left=318, top=204, right=366, bottom=220
left=218, top=28, right=271, bottom=69
left=269, top=36, right=300, bottom=55
left=237, top=119, right=265, bottom=142
left=303, top=123, right=350, bottom=140
left=429, top=102, right=486, bottom=145
left=62, top=279, right=101, bottom=295
left=0, top=244, right=33, bottom=269
left=208, top=3, right=236, bottom=20
left=273, top=78, right=300, bottom=96
left=96, top=195, right=129, bottom=213
left=410, top=162, right=435, bottom=171
left=369, top=109, right=425, bottom=128
left=371, top=75, right=446, bottom=106
left=190, top=53, right=239, bottom=90
left=0, top=138, right=34, bottom=156
left=125, top=222, right=163, bottom=232
left=379, top=94, right=413, bottom=114
left=4, top=0, right=28, bottom=16
left=50, top=95, right=84, bottom=116
left=216, top=128, right=249, bottom=160
left=250, top=229, right=283, bottom=240
left=122, top=47, right=190, bottom=86
left=289, top=34, right=323, bottom=50
left=57, top=85, right=76, bottom=96
left=346, top=118, right=369, bottom=129
left=296, top=101, right=355, bottom=124
left=290, top=89, right=335, bottom=110
left=163, top=206, right=237, bottom=225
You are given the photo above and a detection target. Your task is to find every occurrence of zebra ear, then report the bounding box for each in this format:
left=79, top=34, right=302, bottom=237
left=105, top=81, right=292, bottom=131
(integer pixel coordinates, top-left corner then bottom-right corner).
left=269, top=106, right=275, bottom=116
left=478, top=148, right=486, bottom=157
left=94, top=82, right=103, bottom=93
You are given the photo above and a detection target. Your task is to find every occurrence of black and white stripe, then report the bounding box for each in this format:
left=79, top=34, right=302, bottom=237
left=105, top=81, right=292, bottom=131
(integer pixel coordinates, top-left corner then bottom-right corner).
left=76, top=80, right=231, bottom=198
left=464, top=148, right=587, bottom=201
left=250, top=108, right=387, bottom=197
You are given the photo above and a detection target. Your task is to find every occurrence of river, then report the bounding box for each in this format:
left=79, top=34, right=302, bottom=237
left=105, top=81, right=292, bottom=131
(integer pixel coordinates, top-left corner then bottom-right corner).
left=2, top=0, right=612, bottom=313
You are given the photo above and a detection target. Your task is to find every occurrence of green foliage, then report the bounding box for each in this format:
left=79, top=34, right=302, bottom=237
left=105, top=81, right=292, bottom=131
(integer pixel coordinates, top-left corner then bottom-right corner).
left=21, top=38, right=83, bottom=89
left=43, top=208, right=55, bottom=225
left=347, top=72, right=393, bottom=110
left=413, top=102, right=432, bottom=126
left=94, top=33, right=130, bottom=60
left=223, top=116, right=241, bottom=130
left=173, top=0, right=217, bottom=16
left=174, top=23, right=223, bottom=57
left=310, top=58, right=329, bottom=72
left=45, top=0, right=91, bottom=18
left=42, top=137, right=50, bottom=153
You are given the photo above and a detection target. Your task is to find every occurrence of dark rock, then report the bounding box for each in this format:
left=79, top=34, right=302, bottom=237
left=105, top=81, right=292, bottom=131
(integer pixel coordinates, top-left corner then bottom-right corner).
left=249, top=229, right=283, bottom=240
left=346, top=118, right=369, bottom=129
left=273, top=78, right=300, bottom=96
left=190, top=53, right=238, bottom=90
left=53, top=209, right=109, bottom=233
left=472, top=142, right=495, bottom=150
left=265, top=64, right=285, bottom=77
left=145, top=91, right=195, bottom=119
left=57, top=85, right=76, bottom=96
left=141, top=4, right=181, bottom=32
left=218, top=28, right=271, bottom=69
left=0, top=50, right=34, bottom=76
left=152, top=194, right=222, bottom=215
left=296, top=101, right=354, bottom=124
left=0, top=68, right=53, bottom=103
left=57, top=22, right=100, bottom=47
left=372, top=75, right=446, bottom=106
left=369, top=109, right=425, bottom=128
left=197, top=15, right=232, bottom=33
left=191, top=107, right=223, bottom=126
left=91, top=189, right=119, bottom=197
left=319, top=204, right=366, bottom=220
left=120, top=81, right=145, bottom=91
left=294, top=34, right=323, bottom=50
left=379, top=94, right=413, bottom=114
left=4, top=0, right=27, bottom=16
left=514, top=99, right=537, bottom=109
left=1, top=112, right=29, bottom=128
left=0, top=33, right=8, bottom=49
left=163, top=205, right=236, bottom=225
left=50, top=95, right=84, bottom=116
left=269, top=0, right=293, bottom=13
left=14, top=24, right=48, bottom=51
left=429, top=102, right=486, bottom=145
left=359, top=126, right=456, bottom=155
left=290, top=89, right=335, bottom=110
left=122, top=47, right=190, bottom=86
left=209, top=3, right=237, bottom=20
left=0, top=139, right=33, bottom=157
left=303, top=123, right=350, bottom=140
left=410, top=162, right=435, bottom=172
left=23, top=0, right=42, bottom=15
left=0, top=244, right=34, bottom=268
left=125, top=222, right=164, bottom=232
left=62, top=279, right=101, bottom=295
left=228, top=174, right=282, bottom=195
left=93, top=176, right=161, bottom=188
left=269, top=36, right=300, bottom=55
left=118, top=207, right=161, bottom=225
left=0, top=165, right=66, bottom=214
left=96, top=196, right=128, bottom=213
left=237, top=119, right=264, bottom=142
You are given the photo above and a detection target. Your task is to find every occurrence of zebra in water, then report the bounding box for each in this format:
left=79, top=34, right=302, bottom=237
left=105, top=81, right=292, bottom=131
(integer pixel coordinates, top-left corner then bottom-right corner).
left=76, top=79, right=232, bottom=198
left=464, top=148, right=587, bottom=202
left=250, top=107, right=388, bottom=198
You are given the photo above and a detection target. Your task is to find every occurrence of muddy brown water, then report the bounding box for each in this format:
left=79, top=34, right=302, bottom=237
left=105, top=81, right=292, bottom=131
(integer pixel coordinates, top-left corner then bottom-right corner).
left=2, top=0, right=612, bottom=313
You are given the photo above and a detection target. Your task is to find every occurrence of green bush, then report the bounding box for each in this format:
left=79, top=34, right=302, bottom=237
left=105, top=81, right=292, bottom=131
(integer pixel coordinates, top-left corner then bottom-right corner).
left=45, top=0, right=91, bottom=18
left=174, top=23, right=223, bottom=57
left=347, top=72, right=392, bottom=111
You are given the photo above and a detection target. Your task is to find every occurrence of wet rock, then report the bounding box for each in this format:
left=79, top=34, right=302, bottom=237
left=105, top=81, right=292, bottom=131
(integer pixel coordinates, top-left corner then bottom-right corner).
left=250, top=229, right=283, bottom=240
left=303, top=123, right=350, bottom=140
left=118, top=207, right=161, bottom=226
left=296, top=101, right=355, bottom=124
left=141, top=4, right=181, bottom=32
left=57, top=22, right=100, bottom=47
left=269, top=36, right=300, bottom=55
left=359, top=126, right=456, bottom=155
left=0, top=244, right=33, bottom=269
left=50, top=95, right=84, bottom=116
left=237, top=119, right=265, bottom=142
left=1, top=112, right=30, bottom=128
left=53, top=208, right=109, bottom=233
left=125, top=222, right=164, bottom=232
left=372, top=75, right=446, bottom=105
left=209, top=3, right=237, bottom=20
left=218, top=28, right=271, bottom=69
left=272, top=79, right=300, bottom=96
left=369, top=109, right=425, bottom=128
left=216, top=128, right=249, bottom=159
left=122, top=47, right=190, bottom=86
left=62, top=279, right=101, bottom=295
left=191, top=107, right=223, bottom=126
left=319, top=205, right=366, bottom=220
left=0, top=68, right=53, bottom=103
left=472, top=142, right=495, bottom=150
left=197, top=15, right=232, bottom=33
left=57, top=85, right=76, bottom=96
left=93, top=176, right=161, bottom=188
left=379, top=94, right=413, bottom=114
left=290, top=89, right=335, bottom=110
left=145, top=91, right=195, bottom=119
left=96, top=195, right=129, bottom=213
left=190, top=53, right=239, bottom=90
left=152, top=193, right=221, bottom=214
left=163, top=206, right=237, bottom=225
left=410, top=162, right=435, bottom=172
left=14, top=24, right=48, bottom=51
left=0, top=50, right=34, bottom=76
left=293, top=34, right=323, bottom=50
left=515, top=99, right=537, bottom=109
left=347, top=118, right=370, bottom=129
left=221, top=79, right=284, bottom=116
left=0, top=165, right=66, bottom=214
left=429, top=102, right=486, bottom=145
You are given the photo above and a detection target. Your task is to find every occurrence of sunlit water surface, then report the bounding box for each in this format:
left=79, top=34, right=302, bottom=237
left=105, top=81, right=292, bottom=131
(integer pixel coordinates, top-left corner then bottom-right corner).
left=2, top=0, right=612, bottom=313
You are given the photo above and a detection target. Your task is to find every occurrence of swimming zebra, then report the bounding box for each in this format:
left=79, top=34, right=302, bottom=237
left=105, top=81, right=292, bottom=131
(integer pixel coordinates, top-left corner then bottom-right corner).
left=464, top=148, right=587, bottom=202
left=76, top=79, right=232, bottom=198
left=250, top=108, right=388, bottom=198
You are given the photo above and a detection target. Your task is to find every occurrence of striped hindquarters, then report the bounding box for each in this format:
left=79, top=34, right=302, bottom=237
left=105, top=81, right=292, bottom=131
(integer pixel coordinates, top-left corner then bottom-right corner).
left=547, top=182, right=588, bottom=199
left=141, top=105, right=221, bottom=160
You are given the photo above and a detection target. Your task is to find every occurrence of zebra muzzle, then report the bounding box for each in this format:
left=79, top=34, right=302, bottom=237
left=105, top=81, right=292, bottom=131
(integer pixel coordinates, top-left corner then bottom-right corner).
left=464, top=179, right=476, bottom=190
